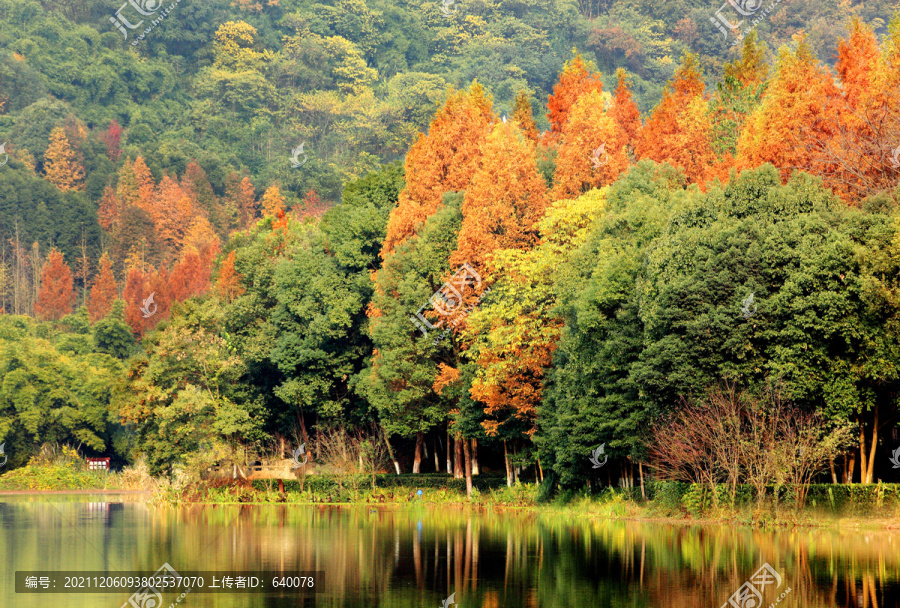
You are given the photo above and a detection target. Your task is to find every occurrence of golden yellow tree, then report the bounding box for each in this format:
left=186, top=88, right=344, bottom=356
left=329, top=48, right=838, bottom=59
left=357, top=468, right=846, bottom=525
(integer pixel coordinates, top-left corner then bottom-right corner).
left=43, top=127, right=85, bottom=191
left=260, top=185, right=286, bottom=217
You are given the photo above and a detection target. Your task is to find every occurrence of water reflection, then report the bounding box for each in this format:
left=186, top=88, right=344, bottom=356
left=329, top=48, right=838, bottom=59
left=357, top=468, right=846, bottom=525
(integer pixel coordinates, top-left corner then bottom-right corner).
left=1, top=496, right=898, bottom=607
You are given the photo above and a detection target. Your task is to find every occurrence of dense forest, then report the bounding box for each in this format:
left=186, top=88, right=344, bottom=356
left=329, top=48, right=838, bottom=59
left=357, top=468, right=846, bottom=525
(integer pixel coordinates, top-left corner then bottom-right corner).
left=2, top=0, right=900, bottom=491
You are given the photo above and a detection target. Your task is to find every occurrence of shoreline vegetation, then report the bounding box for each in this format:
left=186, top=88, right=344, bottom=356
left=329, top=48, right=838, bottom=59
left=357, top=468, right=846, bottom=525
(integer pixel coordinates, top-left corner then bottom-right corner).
left=4, top=459, right=899, bottom=530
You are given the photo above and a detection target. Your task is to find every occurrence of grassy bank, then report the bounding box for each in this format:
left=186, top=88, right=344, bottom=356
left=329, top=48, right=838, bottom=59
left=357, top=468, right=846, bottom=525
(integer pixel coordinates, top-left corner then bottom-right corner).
left=173, top=475, right=900, bottom=527
left=5, top=461, right=900, bottom=528
left=0, top=446, right=151, bottom=491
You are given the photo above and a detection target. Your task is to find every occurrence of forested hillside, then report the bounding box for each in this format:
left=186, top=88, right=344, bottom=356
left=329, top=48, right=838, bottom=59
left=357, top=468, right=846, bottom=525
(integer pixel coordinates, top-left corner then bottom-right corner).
left=2, top=0, right=900, bottom=492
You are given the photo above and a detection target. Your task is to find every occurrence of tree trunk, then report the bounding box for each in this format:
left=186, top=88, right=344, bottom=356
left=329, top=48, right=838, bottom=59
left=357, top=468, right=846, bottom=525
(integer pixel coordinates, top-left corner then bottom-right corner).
left=829, top=457, right=837, bottom=484
left=446, top=427, right=453, bottom=474
left=382, top=427, right=401, bottom=474
left=413, top=431, right=424, bottom=474
left=454, top=433, right=464, bottom=479
left=463, top=436, right=473, bottom=498
left=503, top=440, right=514, bottom=487
left=471, top=438, right=479, bottom=475
left=847, top=453, right=856, bottom=484
left=865, top=405, right=879, bottom=484
left=639, top=461, right=646, bottom=500
left=513, top=442, right=519, bottom=483
left=859, top=424, right=869, bottom=484
left=537, top=458, right=544, bottom=482
left=433, top=436, right=440, bottom=473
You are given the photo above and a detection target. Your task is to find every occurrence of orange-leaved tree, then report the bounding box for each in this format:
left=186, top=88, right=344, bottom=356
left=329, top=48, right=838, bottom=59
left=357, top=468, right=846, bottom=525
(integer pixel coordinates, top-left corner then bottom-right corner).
left=635, top=53, right=719, bottom=187
left=635, top=53, right=724, bottom=187
left=97, top=186, right=122, bottom=233
left=380, top=82, right=495, bottom=258
left=551, top=89, right=629, bottom=201
left=451, top=120, right=550, bottom=292
left=132, top=156, right=156, bottom=213
left=170, top=229, right=220, bottom=304
left=151, top=175, right=196, bottom=261
left=804, top=19, right=900, bottom=202
left=88, top=252, right=118, bottom=322
left=34, top=248, right=75, bottom=321
left=216, top=250, right=245, bottom=303
left=736, top=38, right=841, bottom=186
left=545, top=52, right=605, bottom=140
left=225, top=174, right=258, bottom=230
left=122, top=265, right=150, bottom=335
left=465, top=188, right=608, bottom=476
left=608, top=68, right=642, bottom=153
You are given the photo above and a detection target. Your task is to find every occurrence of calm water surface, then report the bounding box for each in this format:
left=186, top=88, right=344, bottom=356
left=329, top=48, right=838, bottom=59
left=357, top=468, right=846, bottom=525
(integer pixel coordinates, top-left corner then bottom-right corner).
left=2, top=493, right=899, bottom=607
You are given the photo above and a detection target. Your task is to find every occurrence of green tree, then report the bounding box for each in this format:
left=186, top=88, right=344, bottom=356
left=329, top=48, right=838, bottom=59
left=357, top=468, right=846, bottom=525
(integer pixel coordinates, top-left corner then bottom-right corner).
left=116, top=299, right=267, bottom=474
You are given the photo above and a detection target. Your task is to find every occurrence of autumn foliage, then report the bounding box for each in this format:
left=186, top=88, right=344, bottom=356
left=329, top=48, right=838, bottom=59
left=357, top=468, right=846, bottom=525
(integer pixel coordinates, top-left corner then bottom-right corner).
left=216, top=251, right=245, bottom=303
left=381, top=82, right=495, bottom=257
left=608, top=68, right=642, bottom=151
left=545, top=52, right=604, bottom=138
left=43, top=127, right=85, bottom=192
left=88, top=253, right=118, bottom=322
left=512, top=91, right=539, bottom=142
left=261, top=185, right=286, bottom=218
left=551, top=89, right=629, bottom=201
left=736, top=40, right=841, bottom=187
left=452, top=122, right=549, bottom=277
left=34, top=248, right=75, bottom=321
left=635, top=54, right=720, bottom=187
left=100, top=119, right=123, bottom=162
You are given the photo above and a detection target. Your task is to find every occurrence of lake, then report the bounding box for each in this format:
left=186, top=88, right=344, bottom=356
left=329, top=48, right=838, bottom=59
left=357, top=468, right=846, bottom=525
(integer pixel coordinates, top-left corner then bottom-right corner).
left=2, top=493, right=898, bottom=607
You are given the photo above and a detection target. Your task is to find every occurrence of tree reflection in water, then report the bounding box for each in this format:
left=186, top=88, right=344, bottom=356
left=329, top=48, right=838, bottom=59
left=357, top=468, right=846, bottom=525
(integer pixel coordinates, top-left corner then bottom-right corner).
left=2, top=498, right=899, bottom=607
